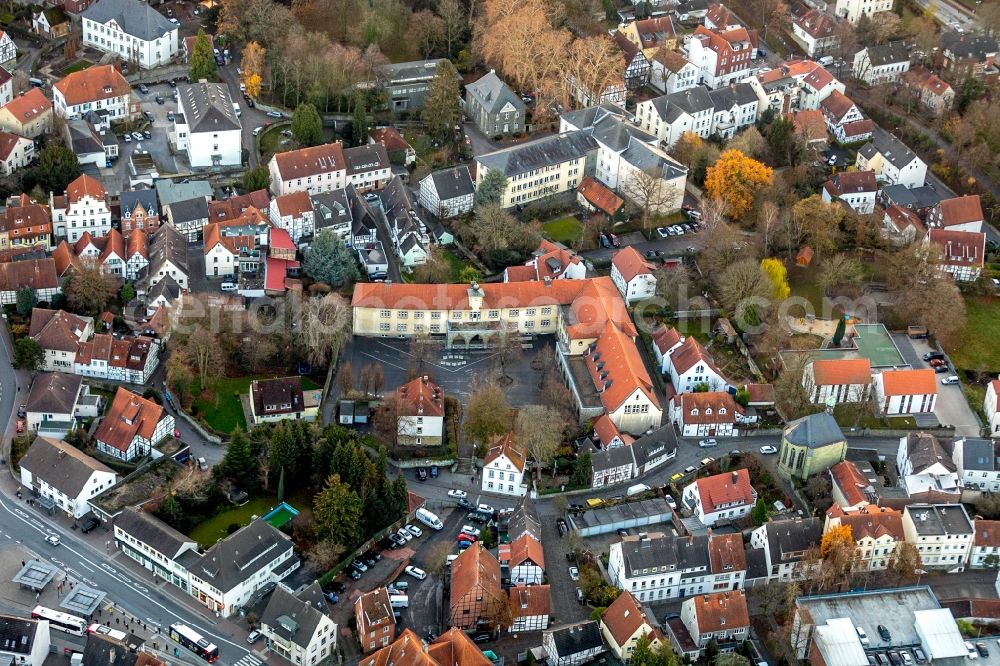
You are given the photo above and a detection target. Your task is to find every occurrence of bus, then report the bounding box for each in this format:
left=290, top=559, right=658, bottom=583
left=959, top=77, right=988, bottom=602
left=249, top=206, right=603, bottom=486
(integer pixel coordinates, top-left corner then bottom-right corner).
left=87, top=624, right=129, bottom=642
left=169, top=623, right=220, bottom=663
left=31, top=606, right=86, bottom=636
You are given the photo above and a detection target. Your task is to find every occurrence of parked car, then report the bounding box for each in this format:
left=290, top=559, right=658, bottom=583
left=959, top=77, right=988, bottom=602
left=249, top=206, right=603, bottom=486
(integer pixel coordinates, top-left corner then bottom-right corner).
left=167, top=111, right=175, bottom=122
left=599, top=234, right=611, bottom=248
left=616, top=528, right=628, bottom=537
left=942, top=375, right=960, bottom=385
left=657, top=227, right=670, bottom=238
left=568, top=566, right=580, bottom=581
left=477, top=503, right=495, bottom=515
left=247, top=630, right=262, bottom=644
left=759, top=445, right=778, bottom=455
left=266, top=110, right=284, bottom=118
left=396, top=528, right=413, bottom=542
left=155, top=95, right=165, bottom=104
left=699, top=457, right=715, bottom=467
left=699, top=438, right=718, bottom=448
left=609, top=234, right=620, bottom=247
left=45, top=535, right=60, bottom=546
left=405, top=565, right=427, bottom=580
left=123, top=134, right=131, bottom=143
left=351, top=559, right=368, bottom=573
left=933, top=364, right=949, bottom=374
left=143, top=130, right=151, bottom=139
left=416, top=467, right=428, bottom=481
left=325, top=592, right=339, bottom=604
left=470, top=632, right=493, bottom=643
left=457, top=498, right=476, bottom=510
left=16, top=419, right=25, bottom=433
left=349, top=569, right=362, bottom=580
left=430, top=465, right=439, bottom=478
left=131, top=132, right=144, bottom=141
left=556, top=519, right=568, bottom=535
left=684, top=465, right=696, bottom=473
left=966, top=642, right=978, bottom=659
left=138, top=83, right=149, bottom=94
left=928, top=358, right=946, bottom=367
left=252, top=126, right=264, bottom=136
left=977, top=643, right=989, bottom=657
left=406, top=524, right=422, bottom=538
left=448, top=489, right=467, bottom=499
left=457, top=533, right=477, bottom=542
left=458, top=540, right=472, bottom=549
left=460, top=525, right=481, bottom=537
left=666, top=495, right=677, bottom=510
left=922, top=352, right=944, bottom=361
left=80, top=516, right=99, bottom=533
left=878, top=625, right=891, bottom=641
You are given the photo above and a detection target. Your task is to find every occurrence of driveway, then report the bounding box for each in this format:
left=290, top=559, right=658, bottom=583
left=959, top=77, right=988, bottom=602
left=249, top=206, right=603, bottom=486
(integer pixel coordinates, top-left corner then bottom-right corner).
left=893, top=334, right=981, bottom=436
left=217, top=56, right=275, bottom=169
left=583, top=228, right=702, bottom=263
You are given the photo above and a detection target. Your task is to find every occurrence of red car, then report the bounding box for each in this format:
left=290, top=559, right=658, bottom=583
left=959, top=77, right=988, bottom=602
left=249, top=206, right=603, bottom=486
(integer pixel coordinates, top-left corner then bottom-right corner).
left=929, top=359, right=946, bottom=368
left=16, top=419, right=25, bottom=434
left=456, top=533, right=477, bottom=543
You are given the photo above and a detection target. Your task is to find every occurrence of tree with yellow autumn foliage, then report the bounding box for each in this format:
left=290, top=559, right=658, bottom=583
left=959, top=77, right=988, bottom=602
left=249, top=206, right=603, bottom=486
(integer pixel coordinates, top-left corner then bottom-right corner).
left=703, top=149, right=774, bottom=222
left=820, top=523, right=854, bottom=557
left=242, top=41, right=266, bottom=98
left=760, top=258, right=791, bottom=301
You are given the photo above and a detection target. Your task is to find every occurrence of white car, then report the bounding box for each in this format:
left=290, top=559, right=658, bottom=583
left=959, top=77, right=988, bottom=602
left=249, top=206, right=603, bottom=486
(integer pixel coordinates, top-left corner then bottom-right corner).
left=460, top=525, right=481, bottom=537
left=252, top=126, right=264, bottom=136
left=941, top=375, right=960, bottom=385
left=699, top=438, right=718, bottom=448
left=568, top=566, right=580, bottom=581
left=405, top=565, right=427, bottom=580
left=477, top=503, right=495, bottom=515
left=406, top=524, right=422, bottom=538
left=656, top=227, right=670, bottom=238
left=169, top=17, right=180, bottom=24
left=396, top=527, right=413, bottom=542
left=666, top=495, right=677, bottom=510
left=447, top=489, right=468, bottom=499
left=240, top=82, right=246, bottom=92
left=131, top=131, right=144, bottom=141
left=759, top=445, right=778, bottom=455
left=45, top=535, right=60, bottom=546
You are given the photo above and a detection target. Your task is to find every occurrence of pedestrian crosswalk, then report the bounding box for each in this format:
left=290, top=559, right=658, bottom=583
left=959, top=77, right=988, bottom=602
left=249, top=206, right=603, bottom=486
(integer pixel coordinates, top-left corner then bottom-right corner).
left=233, top=654, right=263, bottom=666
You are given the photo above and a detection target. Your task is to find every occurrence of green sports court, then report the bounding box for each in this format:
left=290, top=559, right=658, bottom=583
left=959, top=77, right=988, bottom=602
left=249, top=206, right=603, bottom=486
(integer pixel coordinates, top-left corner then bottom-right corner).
left=852, top=324, right=906, bottom=368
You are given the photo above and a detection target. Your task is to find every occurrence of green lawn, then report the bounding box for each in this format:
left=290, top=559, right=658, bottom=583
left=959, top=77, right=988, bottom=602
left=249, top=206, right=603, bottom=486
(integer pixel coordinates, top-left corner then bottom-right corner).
left=258, top=123, right=293, bottom=159
left=440, top=247, right=477, bottom=281
left=61, top=60, right=92, bottom=75
left=833, top=404, right=917, bottom=430
left=786, top=261, right=826, bottom=315
left=947, top=297, right=1000, bottom=373
left=542, top=216, right=584, bottom=244
left=674, top=318, right=711, bottom=343
left=188, top=497, right=277, bottom=548
left=194, top=375, right=321, bottom=434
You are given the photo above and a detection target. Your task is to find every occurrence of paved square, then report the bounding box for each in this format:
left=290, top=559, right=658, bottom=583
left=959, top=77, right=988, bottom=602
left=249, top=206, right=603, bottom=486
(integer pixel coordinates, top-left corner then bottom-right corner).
left=341, top=336, right=554, bottom=405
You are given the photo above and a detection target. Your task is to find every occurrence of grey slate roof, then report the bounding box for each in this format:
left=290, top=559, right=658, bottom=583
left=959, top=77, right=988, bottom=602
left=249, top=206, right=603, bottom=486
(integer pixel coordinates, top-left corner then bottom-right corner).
left=148, top=224, right=189, bottom=273
left=345, top=184, right=382, bottom=237
left=962, top=439, right=996, bottom=472
left=560, top=103, right=629, bottom=131
left=19, top=436, right=114, bottom=498
left=864, top=41, right=910, bottom=67
left=81, top=0, right=176, bottom=41
left=261, top=583, right=328, bottom=649
left=621, top=140, right=687, bottom=180
left=547, top=621, right=605, bottom=657
left=882, top=184, right=942, bottom=210
left=783, top=412, right=845, bottom=449
left=466, top=71, right=525, bottom=114
left=399, top=233, right=422, bottom=256
left=187, top=519, right=296, bottom=593
left=120, top=187, right=158, bottom=219
left=428, top=166, right=475, bottom=201
left=630, top=427, right=677, bottom=469
left=344, top=143, right=390, bottom=176
left=744, top=547, right=769, bottom=580
left=708, top=82, right=758, bottom=109
left=81, top=634, right=140, bottom=666
left=379, top=58, right=453, bottom=83
left=115, top=507, right=195, bottom=560
left=169, top=196, right=209, bottom=224
left=147, top=274, right=180, bottom=303
left=588, top=442, right=636, bottom=473
left=859, top=132, right=920, bottom=170
left=905, top=432, right=956, bottom=474
left=904, top=504, right=973, bottom=536
left=506, top=496, right=541, bottom=541
left=66, top=118, right=107, bottom=156
left=178, top=82, right=240, bottom=133
left=155, top=179, right=212, bottom=207
left=477, top=130, right=598, bottom=178
left=941, top=32, right=998, bottom=60
left=310, top=189, right=353, bottom=232
left=25, top=372, right=82, bottom=414
left=0, top=617, right=40, bottom=655
left=618, top=533, right=709, bottom=574
left=765, top=517, right=821, bottom=563
left=590, top=114, right=656, bottom=152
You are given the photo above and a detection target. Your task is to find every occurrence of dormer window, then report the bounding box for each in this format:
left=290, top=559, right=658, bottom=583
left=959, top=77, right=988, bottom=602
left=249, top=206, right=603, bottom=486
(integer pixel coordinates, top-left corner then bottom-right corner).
left=719, top=408, right=726, bottom=415
left=690, top=408, right=699, bottom=416
left=705, top=408, right=713, bottom=415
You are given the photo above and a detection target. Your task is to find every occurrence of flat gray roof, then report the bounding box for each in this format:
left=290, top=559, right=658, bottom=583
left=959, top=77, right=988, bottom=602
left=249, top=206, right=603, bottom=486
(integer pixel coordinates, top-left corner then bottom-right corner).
left=59, top=584, right=106, bottom=616
left=12, top=560, right=57, bottom=591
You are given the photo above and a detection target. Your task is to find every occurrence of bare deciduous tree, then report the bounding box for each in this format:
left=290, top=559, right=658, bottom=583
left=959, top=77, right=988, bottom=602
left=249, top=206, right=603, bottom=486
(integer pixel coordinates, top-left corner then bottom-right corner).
left=516, top=405, right=565, bottom=479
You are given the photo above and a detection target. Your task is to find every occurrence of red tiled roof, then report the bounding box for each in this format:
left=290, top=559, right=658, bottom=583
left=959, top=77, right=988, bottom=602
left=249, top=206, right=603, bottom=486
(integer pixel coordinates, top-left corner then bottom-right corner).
left=586, top=321, right=658, bottom=413
left=369, top=127, right=412, bottom=154
left=800, top=65, right=835, bottom=92
left=744, top=383, right=774, bottom=405
left=840, top=119, right=875, bottom=139
left=0, top=130, right=27, bottom=161
left=94, top=387, right=168, bottom=453
left=824, top=171, right=877, bottom=197
left=360, top=630, right=433, bottom=666
left=668, top=336, right=724, bottom=379
left=53, top=64, right=130, bottom=106
left=269, top=226, right=296, bottom=251
left=126, top=230, right=148, bottom=259
left=508, top=585, right=551, bottom=620
left=427, top=627, right=493, bottom=666
left=508, top=533, right=544, bottom=569
left=708, top=533, right=746, bottom=573
left=504, top=265, right=537, bottom=282
left=830, top=460, right=872, bottom=507
left=483, top=432, right=526, bottom=472
left=820, top=91, right=856, bottom=122
left=272, top=142, right=346, bottom=181
left=694, top=469, right=755, bottom=514
left=52, top=241, right=80, bottom=276
left=633, top=16, right=676, bottom=48
left=29, top=307, right=89, bottom=352
left=0, top=258, right=58, bottom=292
left=208, top=189, right=270, bottom=221
left=1, top=88, right=51, bottom=124
left=578, top=176, right=624, bottom=216
left=837, top=505, right=904, bottom=541
left=602, top=591, right=664, bottom=648
left=1, top=194, right=51, bottom=236
left=794, top=8, right=837, bottom=39
left=396, top=376, right=445, bottom=418
left=651, top=324, right=682, bottom=355
left=935, top=195, right=984, bottom=228
left=811, top=358, right=872, bottom=386
left=450, top=542, right=503, bottom=610
left=885, top=205, right=924, bottom=234
left=791, top=110, right=827, bottom=141
left=612, top=246, right=655, bottom=283
left=691, top=590, right=749, bottom=634
left=593, top=413, right=633, bottom=446
left=274, top=191, right=313, bottom=218
left=531, top=239, right=582, bottom=282
left=879, top=368, right=937, bottom=396
left=66, top=174, right=106, bottom=203
left=903, top=67, right=953, bottom=97
left=676, top=392, right=744, bottom=425
left=927, top=228, right=986, bottom=268
left=976, top=520, right=1000, bottom=548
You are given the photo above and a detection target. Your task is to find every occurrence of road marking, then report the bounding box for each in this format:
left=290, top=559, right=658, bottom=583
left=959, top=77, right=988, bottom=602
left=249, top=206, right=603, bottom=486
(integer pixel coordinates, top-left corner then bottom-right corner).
left=233, top=654, right=263, bottom=666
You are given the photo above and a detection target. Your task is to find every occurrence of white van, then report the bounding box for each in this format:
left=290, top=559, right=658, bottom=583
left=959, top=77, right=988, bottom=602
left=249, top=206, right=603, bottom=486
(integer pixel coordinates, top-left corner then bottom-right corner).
left=232, top=102, right=241, bottom=118
left=626, top=483, right=651, bottom=497
left=817, top=55, right=835, bottom=67
left=220, top=280, right=237, bottom=292
left=389, top=594, right=409, bottom=609
left=416, top=507, right=443, bottom=531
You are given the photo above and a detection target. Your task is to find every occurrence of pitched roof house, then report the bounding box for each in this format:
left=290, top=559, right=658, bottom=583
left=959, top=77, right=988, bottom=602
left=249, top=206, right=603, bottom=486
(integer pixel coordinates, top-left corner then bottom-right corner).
left=449, top=542, right=506, bottom=630
left=927, top=195, right=984, bottom=232
left=0, top=88, right=53, bottom=138
left=925, top=228, right=986, bottom=282
left=94, top=387, right=173, bottom=462
left=18, top=436, right=117, bottom=518
left=873, top=368, right=938, bottom=415
left=670, top=391, right=750, bottom=438
left=611, top=246, right=656, bottom=303
left=356, top=588, right=395, bottom=653
left=260, top=583, right=336, bottom=666
left=682, top=469, right=757, bottom=527
left=679, top=590, right=749, bottom=652
left=600, top=591, right=666, bottom=663
left=802, top=358, right=872, bottom=405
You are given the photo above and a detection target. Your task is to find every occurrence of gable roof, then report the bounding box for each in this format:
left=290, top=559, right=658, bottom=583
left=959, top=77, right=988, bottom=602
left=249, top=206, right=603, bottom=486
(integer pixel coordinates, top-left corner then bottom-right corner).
left=477, top=131, right=597, bottom=178
left=428, top=166, right=475, bottom=201
left=791, top=109, right=828, bottom=142
left=361, top=629, right=438, bottom=666
left=612, top=246, right=655, bottom=283
left=830, top=460, right=876, bottom=507
left=344, top=143, right=390, bottom=176
left=0, top=130, right=29, bottom=161
left=864, top=41, right=910, bottom=66
left=694, top=469, right=755, bottom=513
left=1, top=88, right=51, bottom=124
left=601, top=591, right=662, bottom=648
left=484, top=432, right=526, bottom=472
left=508, top=585, right=551, bottom=621
left=669, top=335, right=725, bottom=380
left=450, top=542, right=503, bottom=608
left=676, top=391, right=745, bottom=425
left=651, top=324, right=683, bottom=355
left=0, top=258, right=58, bottom=293
left=67, top=174, right=106, bottom=203
left=427, top=627, right=493, bottom=666
left=690, top=590, right=749, bottom=633
left=879, top=368, right=937, bottom=396
left=466, top=71, right=524, bottom=114
left=188, top=519, right=295, bottom=592
left=25, top=372, right=83, bottom=414
left=941, top=32, right=998, bottom=60
left=19, top=436, right=114, bottom=497
left=546, top=622, right=605, bottom=657
left=708, top=532, right=746, bottom=573
left=810, top=358, right=872, bottom=386
left=927, top=228, right=986, bottom=269
left=586, top=320, right=658, bottom=413
left=396, top=376, right=444, bottom=418
left=836, top=506, right=904, bottom=541
left=260, top=583, right=329, bottom=649
left=933, top=195, right=984, bottom=228
left=860, top=132, right=921, bottom=170
left=178, top=81, right=240, bottom=133
left=30, top=307, right=90, bottom=352
left=508, top=532, right=544, bottom=570
left=114, top=507, right=195, bottom=559
left=355, top=587, right=393, bottom=633
left=905, top=432, right=957, bottom=473
left=820, top=90, right=858, bottom=122
left=54, top=64, right=131, bottom=106
left=794, top=8, right=837, bottom=39
left=93, top=387, right=167, bottom=453
left=273, top=142, right=347, bottom=181
left=577, top=176, right=624, bottom=216
left=81, top=0, right=177, bottom=41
